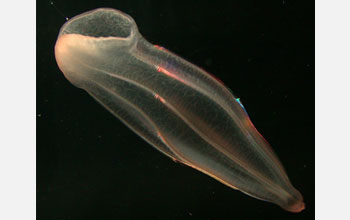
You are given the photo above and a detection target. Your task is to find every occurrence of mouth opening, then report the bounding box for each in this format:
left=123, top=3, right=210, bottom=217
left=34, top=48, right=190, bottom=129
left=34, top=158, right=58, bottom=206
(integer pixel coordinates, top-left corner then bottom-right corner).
left=58, top=8, right=136, bottom=39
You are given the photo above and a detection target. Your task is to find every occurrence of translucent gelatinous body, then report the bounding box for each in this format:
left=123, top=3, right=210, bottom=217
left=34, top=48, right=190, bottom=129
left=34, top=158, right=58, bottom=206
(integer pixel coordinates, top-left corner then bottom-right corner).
left=54, top=8, right=304, bottom=212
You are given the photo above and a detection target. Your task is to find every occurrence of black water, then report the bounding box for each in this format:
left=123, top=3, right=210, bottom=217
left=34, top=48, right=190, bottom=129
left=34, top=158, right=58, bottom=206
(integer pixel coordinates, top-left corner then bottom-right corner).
left=37, top=0, right=314, bottom=219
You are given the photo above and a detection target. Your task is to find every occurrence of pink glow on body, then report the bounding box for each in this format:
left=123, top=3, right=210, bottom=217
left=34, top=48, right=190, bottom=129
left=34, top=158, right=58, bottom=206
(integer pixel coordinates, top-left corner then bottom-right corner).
left=154, top=45, right=167, bottom=51
left=154, top=93, right=166, bottom=103
left=156, top=66, right=186, bottom=84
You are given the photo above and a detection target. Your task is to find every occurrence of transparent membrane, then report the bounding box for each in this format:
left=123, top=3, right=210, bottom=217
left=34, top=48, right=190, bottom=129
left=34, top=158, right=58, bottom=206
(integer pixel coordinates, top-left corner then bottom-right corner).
left=54, top=8, right=304, bottom=212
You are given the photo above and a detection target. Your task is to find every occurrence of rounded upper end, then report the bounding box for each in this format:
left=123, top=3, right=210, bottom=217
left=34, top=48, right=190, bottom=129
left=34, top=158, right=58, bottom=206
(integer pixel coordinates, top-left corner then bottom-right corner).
left=54, top=8, right=140, bottom=86
left=57, top=8, right=138, bottom=41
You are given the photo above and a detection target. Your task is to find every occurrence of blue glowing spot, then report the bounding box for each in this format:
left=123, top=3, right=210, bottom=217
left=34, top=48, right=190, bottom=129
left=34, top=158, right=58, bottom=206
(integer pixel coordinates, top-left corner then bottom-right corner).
left=236, top=98, right=249, bottom=117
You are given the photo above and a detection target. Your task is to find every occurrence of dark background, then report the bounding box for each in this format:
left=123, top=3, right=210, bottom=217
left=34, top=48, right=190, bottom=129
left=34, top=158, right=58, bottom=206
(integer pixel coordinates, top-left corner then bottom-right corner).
left=37, top=0, right=314, bottom=219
